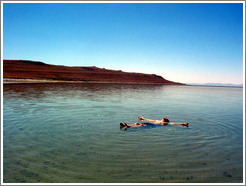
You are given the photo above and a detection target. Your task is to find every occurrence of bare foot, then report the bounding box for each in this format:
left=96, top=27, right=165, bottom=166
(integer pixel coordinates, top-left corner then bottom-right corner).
left=120, top=122, right=125, bottom=127
left=182, top=123, right=189, bottom=127
left=124, top=122, right=131, bottom=128
left=120, top=122, right=126, bottom=129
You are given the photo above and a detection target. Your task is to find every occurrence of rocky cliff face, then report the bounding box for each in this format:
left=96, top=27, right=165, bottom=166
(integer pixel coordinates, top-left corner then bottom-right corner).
left=3, top=60, right=182, bottom=85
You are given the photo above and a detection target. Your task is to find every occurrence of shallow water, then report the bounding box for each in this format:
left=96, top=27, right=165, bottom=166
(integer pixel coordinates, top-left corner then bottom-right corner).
left=3, top=83, right=243, bottom=183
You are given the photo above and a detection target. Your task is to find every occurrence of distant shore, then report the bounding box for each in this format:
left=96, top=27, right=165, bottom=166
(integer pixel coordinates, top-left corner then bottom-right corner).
left=3, top=79, right=243, bottom=88
left=3, top=60, right=183, bottom=85
left=3, top=78, right=179, bottom=85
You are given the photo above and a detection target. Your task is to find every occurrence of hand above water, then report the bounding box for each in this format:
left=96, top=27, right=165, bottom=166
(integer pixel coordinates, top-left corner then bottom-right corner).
left=138, top=116, right=144, bottom=120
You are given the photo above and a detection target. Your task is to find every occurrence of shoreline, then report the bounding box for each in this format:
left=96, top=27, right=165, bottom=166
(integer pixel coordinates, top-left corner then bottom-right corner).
left=3, top=78, right=181, bottom=85
left=3, top=79, right=242, bottom=88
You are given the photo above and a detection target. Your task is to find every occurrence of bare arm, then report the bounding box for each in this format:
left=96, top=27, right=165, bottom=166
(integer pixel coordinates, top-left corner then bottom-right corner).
left=169, top=122, right=184, bottom=125
left=138, top=116, right=157, bottom=123
left=169, top=122, right=189, bottom=126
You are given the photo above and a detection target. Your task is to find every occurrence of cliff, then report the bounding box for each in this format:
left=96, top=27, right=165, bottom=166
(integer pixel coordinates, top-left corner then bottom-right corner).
left=3, top=60, right=183, bottom=85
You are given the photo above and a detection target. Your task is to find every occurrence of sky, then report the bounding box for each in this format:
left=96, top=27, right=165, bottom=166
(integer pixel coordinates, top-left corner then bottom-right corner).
left=2, top=2, right=244, bottom=84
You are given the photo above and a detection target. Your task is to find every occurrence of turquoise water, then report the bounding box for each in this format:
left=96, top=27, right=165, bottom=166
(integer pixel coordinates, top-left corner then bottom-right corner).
left=3, top=84, right=243, bottom=183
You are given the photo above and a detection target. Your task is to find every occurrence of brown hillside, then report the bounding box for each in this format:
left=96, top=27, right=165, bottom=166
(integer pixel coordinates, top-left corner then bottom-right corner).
left=3, top=60, right=182, bottom=84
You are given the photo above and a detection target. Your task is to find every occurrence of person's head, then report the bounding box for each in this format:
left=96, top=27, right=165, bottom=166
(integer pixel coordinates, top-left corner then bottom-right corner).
left=163, top=117, right=169, bottom=122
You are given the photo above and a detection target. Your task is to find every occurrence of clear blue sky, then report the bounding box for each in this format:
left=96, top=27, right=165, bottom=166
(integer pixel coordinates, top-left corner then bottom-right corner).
left=3, top=2, right=244, bottom=84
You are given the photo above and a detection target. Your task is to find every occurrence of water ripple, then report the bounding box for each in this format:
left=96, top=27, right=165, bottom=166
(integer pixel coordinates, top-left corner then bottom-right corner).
left=3, top=84, right=243, bottom=183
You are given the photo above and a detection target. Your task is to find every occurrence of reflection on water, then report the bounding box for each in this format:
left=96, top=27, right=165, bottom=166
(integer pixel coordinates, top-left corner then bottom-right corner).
left=3, top=83, right=243, bottom=183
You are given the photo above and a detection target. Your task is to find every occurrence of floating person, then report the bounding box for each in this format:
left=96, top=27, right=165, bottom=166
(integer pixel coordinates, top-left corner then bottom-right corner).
left=120, top=115, right=189, bottom=129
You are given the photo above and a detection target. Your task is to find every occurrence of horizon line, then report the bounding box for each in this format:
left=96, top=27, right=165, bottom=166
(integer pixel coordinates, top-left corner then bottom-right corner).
left=2, top=59, right=244, bottom=85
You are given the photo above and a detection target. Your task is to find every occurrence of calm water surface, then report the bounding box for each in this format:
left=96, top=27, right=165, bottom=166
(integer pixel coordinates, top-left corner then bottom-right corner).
left=3, top=84, right=243, bottom=183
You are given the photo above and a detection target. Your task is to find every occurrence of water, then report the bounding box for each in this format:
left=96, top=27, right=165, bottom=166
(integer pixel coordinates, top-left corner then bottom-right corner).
left=3, top=83, right=243, bottom=183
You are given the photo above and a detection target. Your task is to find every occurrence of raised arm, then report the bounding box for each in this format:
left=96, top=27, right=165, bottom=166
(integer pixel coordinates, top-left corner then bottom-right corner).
left=138, top=116, right=156, bottom=122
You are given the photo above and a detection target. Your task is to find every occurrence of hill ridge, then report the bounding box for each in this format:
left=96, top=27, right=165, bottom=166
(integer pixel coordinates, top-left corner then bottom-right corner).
left=3, top=60, right=183, bottom=85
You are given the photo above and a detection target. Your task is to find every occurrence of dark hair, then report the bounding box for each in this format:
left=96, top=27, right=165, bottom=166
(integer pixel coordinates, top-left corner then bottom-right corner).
left=163, top=117, right=169, bottom=122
